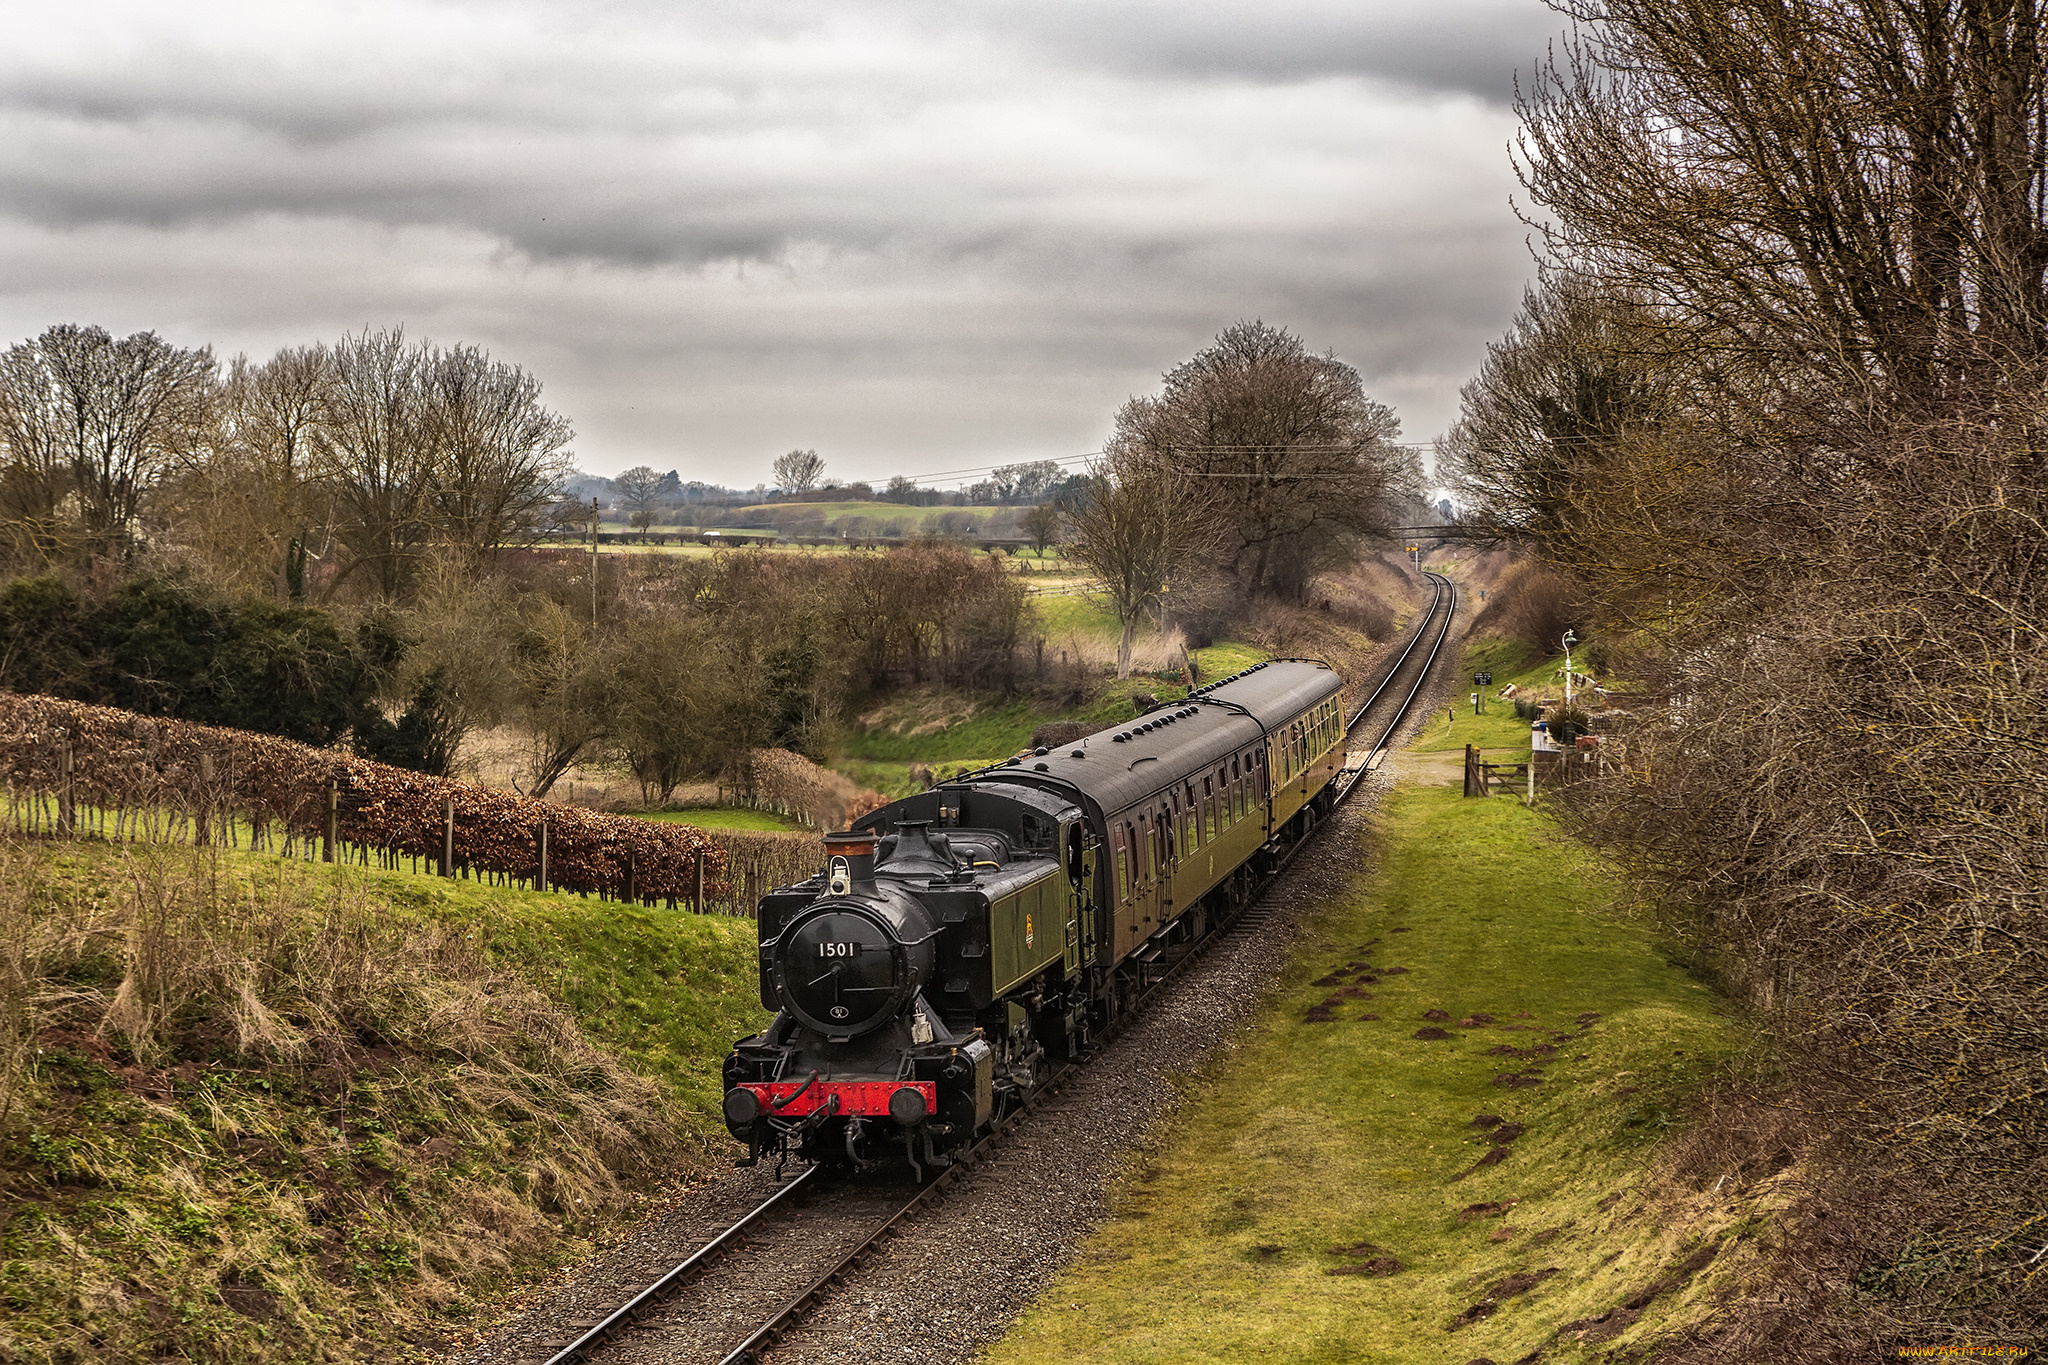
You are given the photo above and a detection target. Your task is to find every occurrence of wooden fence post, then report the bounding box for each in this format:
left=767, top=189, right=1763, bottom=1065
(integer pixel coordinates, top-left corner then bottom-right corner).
left=57, top=742, right=75, bottom=838
left=538, top=821, right=549, bottom=891
left=625, top=848, right=637, bottom=904
left=693, top=850, right=705, bottom=914
left=324, top=780, right=338, bottom=862
left=1463, top=744, right=1486, bottom=798
left=442, top=797, right=456, bottom=878
left=197, top=752, right=216, bottom=844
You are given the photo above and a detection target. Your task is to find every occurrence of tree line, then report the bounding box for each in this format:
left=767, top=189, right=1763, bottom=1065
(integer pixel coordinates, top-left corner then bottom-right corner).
left=0, top=325, right=573, bottom=603
left=0, top=539, right=1026, bottom=802
left=1443, top=0, right=2048, bottom=1354
left=0, top=312, right=1419, bottom=804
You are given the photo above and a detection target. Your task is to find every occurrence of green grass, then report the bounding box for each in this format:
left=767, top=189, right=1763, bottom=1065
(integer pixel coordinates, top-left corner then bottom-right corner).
left=1032, top=592, right=1125, bottom=642
left=387, top=868, right=773, bottom=1118
left=1408, top=639, right=1569, bottom=757
left=831, top=627, right=1272, bottom=800
left=988, top=783, right=1747, bottom=1365
left=844, top=695, right=1122, bottom=763
left=834, top=757, right=1023, bottom=798
left=633, top=806, right=804, bottom=833
left=150, top=848, right=768, bottom=1128
left=1194, top=641, right=1270, bottom=679
left=1026, top=594, right=1273, bottom=682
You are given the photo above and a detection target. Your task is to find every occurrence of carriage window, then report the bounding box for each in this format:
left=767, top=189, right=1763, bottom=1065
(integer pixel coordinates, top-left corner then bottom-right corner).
left=1204, top=776, right=1217, bottom=840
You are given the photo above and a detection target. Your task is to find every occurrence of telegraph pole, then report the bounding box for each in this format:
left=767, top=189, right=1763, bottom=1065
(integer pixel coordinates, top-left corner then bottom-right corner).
left=591, top=496, right=601, bottom=625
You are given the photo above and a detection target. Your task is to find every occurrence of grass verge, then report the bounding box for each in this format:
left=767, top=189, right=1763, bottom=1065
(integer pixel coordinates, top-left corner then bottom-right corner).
left=1408, top=638, right=1569, bottom=758
left=632, top=806, right=804, bottom=833
left=0, top=840, right=768, bottom=1362
left=988, top=782, right=1758, bottom=1365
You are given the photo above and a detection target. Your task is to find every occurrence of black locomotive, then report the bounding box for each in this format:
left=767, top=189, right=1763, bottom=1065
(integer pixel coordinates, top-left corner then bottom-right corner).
left=721, top=659, right=1349, bottom=1173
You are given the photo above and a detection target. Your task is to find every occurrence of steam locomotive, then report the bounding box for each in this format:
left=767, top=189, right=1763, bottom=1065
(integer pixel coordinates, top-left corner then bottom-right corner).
left=721, top=659, right=1349, bottom=1174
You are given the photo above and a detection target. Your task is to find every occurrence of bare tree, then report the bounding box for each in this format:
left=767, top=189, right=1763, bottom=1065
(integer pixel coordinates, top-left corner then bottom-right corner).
left=161, top=345, right=336, bottom=597
left=513, top=598, right=614, bottom=798
left=1114, top=322, right=1410, bottom=603
left=0, top=325, right=216, bottom=563
left=1522, top=0, right=2048, bottom=425
left=1437, top=279, right=1730, bottom=624
left=607, top=614, right=741, bottom=802
left=1063, top=463, right=1217, bottom=678
left=0, top=346, right=72, bottom=566
left=773, top=448, right=826, bottom=495
left=425, top=343, right=574, bottom=568
left=310, top=330, right=436, bottom=600
left=1019, top=501, right=1063, bottom=558
left=614, top=464, right=664, bottom=535
left=311, top=330, right=571, bottom=599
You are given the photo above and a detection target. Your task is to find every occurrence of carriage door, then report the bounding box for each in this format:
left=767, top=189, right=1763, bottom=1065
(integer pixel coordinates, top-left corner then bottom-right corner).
left=1159, top=797, right=1177, bottom=914
left=1062, top=819, right=1094, bottom=975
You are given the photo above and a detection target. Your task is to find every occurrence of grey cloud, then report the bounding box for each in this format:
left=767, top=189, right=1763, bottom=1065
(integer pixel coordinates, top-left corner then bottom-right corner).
left=0, top=0, right=1545, bottom=471
left=912, top=0, right=1564, bottom=103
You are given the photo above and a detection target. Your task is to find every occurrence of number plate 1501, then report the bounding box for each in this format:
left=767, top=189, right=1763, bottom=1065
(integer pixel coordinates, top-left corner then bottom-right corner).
left=817, top=942, right=859, bottom=958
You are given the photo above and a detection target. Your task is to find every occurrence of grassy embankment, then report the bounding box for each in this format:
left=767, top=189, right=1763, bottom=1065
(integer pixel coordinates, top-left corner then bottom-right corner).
left=990, top=645, right=1760, bottom=1364
left=636, top=806, right=805, bottom=832
left=0, top=840, right=769, bottom=1363
left=836, top=590, right=1271, bottom=798
left=1404, top=637, right=1571, bottom=765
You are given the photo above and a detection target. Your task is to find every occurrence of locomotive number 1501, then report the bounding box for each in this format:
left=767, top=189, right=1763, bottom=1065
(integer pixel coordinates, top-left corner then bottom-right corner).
left=817, top=941, right=860, bottom=958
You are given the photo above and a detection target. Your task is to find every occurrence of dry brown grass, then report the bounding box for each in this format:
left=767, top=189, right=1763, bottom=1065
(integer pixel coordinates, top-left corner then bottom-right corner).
left=0, top=837, right=683, bottom=1362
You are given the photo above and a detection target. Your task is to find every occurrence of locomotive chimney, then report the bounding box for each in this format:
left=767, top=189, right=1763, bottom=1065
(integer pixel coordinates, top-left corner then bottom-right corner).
left=823, top=830, right=879, bottom=890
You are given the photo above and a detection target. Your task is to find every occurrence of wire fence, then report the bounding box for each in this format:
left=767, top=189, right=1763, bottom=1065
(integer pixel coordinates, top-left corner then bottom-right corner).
left=0, top=692, right=822, bottom=915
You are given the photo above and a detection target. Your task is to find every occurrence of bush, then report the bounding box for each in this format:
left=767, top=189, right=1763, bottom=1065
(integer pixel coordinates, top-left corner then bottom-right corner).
left=1467, top=563, right=1585, bottom=662
left=0, top=574, right=372, bottom=745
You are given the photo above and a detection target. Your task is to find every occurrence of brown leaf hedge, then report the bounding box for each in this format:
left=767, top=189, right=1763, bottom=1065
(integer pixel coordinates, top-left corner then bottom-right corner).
left=0, top=691, right=735, bottom=904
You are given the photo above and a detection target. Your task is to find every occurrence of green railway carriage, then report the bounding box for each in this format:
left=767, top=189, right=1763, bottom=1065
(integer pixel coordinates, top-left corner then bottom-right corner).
left=724, top=659, right=1351, bottom=1172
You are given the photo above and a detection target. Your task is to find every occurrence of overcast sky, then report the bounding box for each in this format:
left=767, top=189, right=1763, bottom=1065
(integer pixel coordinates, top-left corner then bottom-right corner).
left=0, top=0, right=1561, bottom=485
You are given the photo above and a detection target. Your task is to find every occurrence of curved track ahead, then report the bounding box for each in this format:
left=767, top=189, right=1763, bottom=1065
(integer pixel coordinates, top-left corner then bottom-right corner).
left=541, top=568, right=1459, bottom=1365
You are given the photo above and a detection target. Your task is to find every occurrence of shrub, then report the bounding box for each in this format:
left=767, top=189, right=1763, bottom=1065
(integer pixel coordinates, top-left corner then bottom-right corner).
left=0, top=573, right=371, bottom=746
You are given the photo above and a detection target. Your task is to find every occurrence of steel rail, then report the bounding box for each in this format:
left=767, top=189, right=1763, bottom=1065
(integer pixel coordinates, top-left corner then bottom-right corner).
left=558, top=572, right=1460, bottom=1365
left=712, top=1075, right=1066, bottom=1365
left=1342, top=571, right=1449, bottom=737
left=1348, top=572, right=1459, bottom=776
left=540, top=1164, right=824, bottom=1365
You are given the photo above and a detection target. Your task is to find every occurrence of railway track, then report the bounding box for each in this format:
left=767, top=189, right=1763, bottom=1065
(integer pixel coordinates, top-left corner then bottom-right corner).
left=537, top=570, right=1458, bottom=1365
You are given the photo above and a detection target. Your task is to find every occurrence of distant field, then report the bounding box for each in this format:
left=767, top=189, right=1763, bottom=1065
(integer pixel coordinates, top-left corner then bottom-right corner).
left=1032, top=592, right=1122, bottom=641
left=729, top=500, right=1010, bottom=527
left=597, top=502, right=1035, bottom=535
left=634, top=806, right=804, bottom=832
